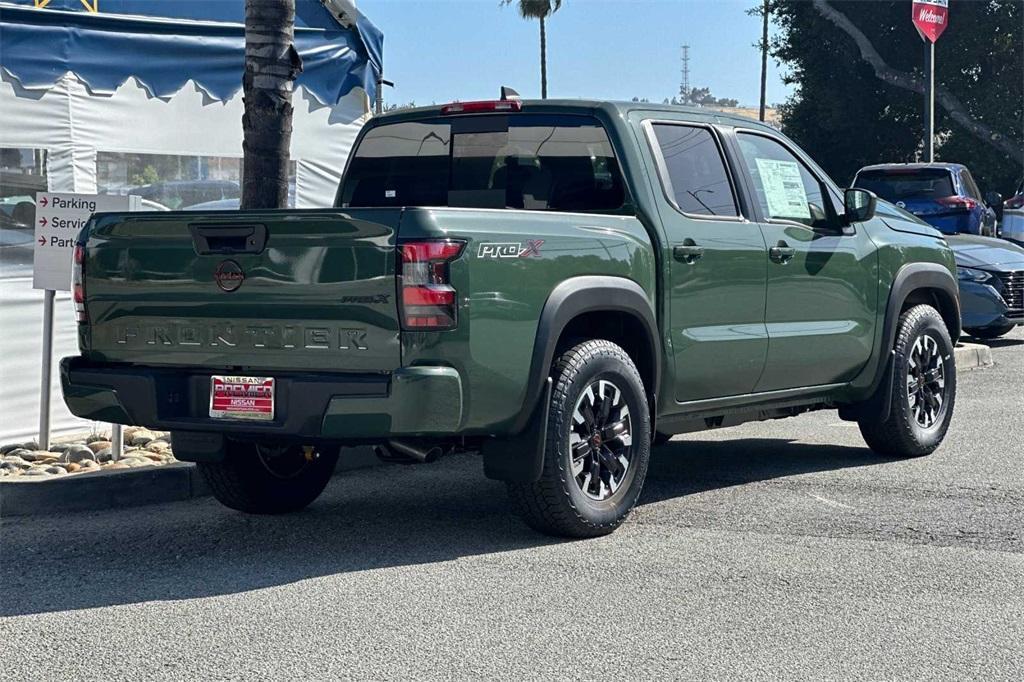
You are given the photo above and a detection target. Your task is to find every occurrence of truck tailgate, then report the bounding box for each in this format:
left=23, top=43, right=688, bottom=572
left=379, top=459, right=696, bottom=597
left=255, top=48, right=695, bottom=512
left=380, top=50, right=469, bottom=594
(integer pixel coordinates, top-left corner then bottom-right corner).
left=81, top=208, right=402, bottom=373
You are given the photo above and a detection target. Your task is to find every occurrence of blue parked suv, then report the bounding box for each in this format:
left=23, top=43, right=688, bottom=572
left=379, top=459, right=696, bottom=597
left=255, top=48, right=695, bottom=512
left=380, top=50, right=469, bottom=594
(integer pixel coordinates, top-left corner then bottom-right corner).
left=853, top=163, right=999, bottom=237
left=855, top=163, right=1023, bottom=339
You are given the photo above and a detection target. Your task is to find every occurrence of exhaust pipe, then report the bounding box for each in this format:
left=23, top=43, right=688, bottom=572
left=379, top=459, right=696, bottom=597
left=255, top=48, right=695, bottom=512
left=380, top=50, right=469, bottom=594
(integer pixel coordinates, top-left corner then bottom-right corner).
left=375, top=439, right=445, bottom=464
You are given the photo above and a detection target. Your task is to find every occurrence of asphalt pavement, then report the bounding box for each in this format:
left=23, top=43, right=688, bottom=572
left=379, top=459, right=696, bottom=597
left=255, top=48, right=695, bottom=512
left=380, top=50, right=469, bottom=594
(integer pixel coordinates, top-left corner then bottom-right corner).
left=2, top=329, right=1023, bottom=680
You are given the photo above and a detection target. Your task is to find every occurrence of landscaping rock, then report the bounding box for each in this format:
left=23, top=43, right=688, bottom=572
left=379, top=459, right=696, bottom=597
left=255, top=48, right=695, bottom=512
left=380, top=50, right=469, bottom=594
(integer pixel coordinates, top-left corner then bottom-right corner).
left=121, top=456, right=153, bottom=468
left=130, top=432, right=155, bottom=447
left=24, top=451, right=59, bottom=463
left=94, top=448, right=113, bottom=463
left=63, top=445, right=96, bottom=463
left=85, top=433, right=109, bottom=444
left=86, top=441, right=111, bottom=454
left=23, top=467, right=50, bottom=476
left=146, top=441, right=170, bottom=453
left=48, top=443, right=73, bottom=453
left=79, top=459, right=99, bottom=469
left=65, top=462, right=82, bottom=473
left=45, top=466, right=67, bottom=475
left=7, top=448, right=32, bottom=459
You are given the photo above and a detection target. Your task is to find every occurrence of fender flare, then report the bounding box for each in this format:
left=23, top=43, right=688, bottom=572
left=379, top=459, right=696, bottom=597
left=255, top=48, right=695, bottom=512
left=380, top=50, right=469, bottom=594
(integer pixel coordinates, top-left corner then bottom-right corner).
left=514, top=275, right=660, bottom=432
left=850, top=262, right=960, bottom=421
left=484, top=276, right=660, bottom=483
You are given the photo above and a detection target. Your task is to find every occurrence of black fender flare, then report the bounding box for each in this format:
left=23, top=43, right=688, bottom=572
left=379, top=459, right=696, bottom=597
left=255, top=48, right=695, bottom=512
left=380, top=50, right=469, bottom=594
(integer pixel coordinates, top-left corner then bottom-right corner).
left=483, top=276, right=660, bottom=483
left=847, top=262, right=960, bottom=422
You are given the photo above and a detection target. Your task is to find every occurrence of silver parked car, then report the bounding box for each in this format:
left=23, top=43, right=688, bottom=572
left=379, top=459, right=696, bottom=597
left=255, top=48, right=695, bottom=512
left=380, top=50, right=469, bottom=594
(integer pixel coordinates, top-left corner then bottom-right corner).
left=1001, top=178, right=1024, bottom=246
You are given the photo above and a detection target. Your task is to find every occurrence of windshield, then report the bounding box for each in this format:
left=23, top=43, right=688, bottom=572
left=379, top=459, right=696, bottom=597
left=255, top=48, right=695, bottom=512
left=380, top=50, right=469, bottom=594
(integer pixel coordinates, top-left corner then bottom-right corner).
left=854, top=169, right=955, bottom=203
left=338, top=114, right=626, bottom=212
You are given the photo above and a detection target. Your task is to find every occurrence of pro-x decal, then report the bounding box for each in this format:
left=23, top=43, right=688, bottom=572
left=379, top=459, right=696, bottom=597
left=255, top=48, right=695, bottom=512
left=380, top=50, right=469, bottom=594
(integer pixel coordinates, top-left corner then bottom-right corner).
left=477, top=240, right=544, bottom=259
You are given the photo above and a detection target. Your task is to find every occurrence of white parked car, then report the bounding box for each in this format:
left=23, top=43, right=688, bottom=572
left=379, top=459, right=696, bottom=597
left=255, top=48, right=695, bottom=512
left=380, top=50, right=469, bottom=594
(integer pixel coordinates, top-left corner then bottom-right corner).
left=1002, top=179, right=1024, bottom=246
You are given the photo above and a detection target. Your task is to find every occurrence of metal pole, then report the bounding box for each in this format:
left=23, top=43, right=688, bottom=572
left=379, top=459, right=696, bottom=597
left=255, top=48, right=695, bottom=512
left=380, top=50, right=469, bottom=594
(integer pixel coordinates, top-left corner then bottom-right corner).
left=375, top=75, right=383, bottom=115
left=38, top=289, right=55, bottom=450
left=111, top=424, right=123, bottom=462
left=925, top=40, right=935, bottom=163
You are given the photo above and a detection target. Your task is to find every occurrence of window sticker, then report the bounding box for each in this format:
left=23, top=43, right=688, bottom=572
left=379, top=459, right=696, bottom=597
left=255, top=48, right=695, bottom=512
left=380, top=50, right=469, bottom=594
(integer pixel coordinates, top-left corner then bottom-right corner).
left=755, top=158, right=811, bottom=220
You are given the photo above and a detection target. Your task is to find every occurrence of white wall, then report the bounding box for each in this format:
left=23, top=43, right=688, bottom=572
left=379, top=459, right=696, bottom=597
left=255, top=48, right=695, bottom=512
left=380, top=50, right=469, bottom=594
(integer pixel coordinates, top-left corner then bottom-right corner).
left=0, top=72, right=370, bottom=443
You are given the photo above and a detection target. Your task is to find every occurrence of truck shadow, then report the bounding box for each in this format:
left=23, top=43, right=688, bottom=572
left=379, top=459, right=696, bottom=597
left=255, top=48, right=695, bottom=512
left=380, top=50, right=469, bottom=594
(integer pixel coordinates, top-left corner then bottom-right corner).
left=1, top=438, right=888, bottom=617
left=641, top=437, right=889, bottom=505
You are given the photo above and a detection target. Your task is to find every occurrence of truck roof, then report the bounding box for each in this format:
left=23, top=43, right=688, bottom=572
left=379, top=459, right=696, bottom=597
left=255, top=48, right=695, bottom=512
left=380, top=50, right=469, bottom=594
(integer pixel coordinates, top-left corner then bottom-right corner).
left=373, top=98, right=777, bottom=132
left=856, top=162, right=967, bottom=173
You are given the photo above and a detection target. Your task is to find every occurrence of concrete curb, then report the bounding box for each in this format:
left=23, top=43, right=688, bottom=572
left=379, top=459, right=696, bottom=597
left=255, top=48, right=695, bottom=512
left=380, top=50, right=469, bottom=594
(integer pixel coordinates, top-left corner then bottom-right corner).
left=0, top=446, right=380, bottom=518
left=954, top=342, right=993, bottom=371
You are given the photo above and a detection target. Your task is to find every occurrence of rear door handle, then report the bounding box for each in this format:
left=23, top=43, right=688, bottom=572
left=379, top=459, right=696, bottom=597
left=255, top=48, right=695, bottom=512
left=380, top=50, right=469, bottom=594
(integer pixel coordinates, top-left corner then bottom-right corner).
left=769, top=241, right=796, bottom=264
left=673, top=240, right=704, bottom=265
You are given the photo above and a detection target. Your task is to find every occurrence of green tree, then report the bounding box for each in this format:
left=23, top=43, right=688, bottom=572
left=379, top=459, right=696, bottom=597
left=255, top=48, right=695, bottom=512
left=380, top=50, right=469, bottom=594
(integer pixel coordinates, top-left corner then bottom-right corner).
left=241, top=0, right=303, bottom=209
left=502, top=0, right=562, bottom=99
left=771, top=0, right=1022, bottom=195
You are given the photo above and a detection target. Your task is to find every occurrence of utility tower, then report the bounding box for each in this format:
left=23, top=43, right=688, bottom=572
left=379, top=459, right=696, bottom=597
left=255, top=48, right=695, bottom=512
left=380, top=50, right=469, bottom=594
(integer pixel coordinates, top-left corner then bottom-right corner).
left=679, top=44, right=691, bottom=105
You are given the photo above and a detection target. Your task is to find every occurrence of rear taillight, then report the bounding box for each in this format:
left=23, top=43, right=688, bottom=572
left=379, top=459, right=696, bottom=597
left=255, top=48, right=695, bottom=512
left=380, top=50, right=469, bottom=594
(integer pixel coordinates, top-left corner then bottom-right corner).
left=72, top=243, right=86, bottom=323
left=936, top=196, right=978, bottom=211
left=399, top=240, right=464, bottom=330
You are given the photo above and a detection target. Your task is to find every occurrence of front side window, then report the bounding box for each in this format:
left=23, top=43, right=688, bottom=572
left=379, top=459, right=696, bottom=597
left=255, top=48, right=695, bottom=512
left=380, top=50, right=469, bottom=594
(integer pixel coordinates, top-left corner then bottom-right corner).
left=340, top=114, right=626, bottom=212
left=650, top=124, right=738, bottom=217
left=736, top=132, right=837, bottom=229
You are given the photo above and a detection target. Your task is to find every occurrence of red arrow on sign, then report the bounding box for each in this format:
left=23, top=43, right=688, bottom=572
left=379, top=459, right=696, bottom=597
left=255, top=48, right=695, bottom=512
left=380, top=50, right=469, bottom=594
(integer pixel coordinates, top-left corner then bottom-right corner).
left=38, top=236, right=46, bottom=246
left=39, top=216, right=48, bottom=227
left=39, top=196, right=48, bottom=207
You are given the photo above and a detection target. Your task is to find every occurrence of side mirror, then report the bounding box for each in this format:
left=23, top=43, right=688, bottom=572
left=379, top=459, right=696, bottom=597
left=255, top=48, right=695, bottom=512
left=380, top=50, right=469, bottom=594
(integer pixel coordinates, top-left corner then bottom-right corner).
left=844, top=188, right=877, bottom=224
left=985, top=191, right=1004, bottom=221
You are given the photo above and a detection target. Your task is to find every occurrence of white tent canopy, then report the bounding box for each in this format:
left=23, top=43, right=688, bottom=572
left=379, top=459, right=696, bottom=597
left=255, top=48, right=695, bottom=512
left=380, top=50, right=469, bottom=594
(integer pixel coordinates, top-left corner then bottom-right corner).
left=0, top=0, right=380, bottom=443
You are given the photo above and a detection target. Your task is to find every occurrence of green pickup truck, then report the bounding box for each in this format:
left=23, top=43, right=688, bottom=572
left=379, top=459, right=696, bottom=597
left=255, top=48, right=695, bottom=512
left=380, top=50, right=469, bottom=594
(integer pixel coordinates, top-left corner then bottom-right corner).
left=62, top=99, right=961, bottom=537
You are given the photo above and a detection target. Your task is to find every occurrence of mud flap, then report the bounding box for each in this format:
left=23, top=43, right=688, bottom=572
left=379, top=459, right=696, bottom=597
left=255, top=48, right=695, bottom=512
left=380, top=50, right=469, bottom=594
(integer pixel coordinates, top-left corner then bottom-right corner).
left=171, top=431, right=226, bottom=463
left=482, top=377, right=552, bottom=483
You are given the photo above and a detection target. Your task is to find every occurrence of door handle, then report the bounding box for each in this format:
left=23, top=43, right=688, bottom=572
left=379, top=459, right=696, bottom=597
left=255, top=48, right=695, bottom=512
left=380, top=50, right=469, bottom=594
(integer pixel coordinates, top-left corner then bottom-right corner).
left=673, top=239, right=704, bottom=265
left=769, top=241, right=796, bottom=264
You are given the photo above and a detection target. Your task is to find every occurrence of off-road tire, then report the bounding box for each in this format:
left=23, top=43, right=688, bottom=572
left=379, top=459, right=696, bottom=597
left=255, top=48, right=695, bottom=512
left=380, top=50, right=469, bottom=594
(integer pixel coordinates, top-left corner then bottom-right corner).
left=507, top=340, right=651, bottom=538
left=198, top=440, right=339, bottom=514
left=965, top=324, right=1015, bottom=340
left=858, top=305, right=956, bottom=458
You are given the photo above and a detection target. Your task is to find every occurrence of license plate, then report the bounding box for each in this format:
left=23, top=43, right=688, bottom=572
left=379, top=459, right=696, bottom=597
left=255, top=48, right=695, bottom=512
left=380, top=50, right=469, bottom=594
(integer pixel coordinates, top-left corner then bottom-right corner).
left=209, top=376, right=275, bottom=421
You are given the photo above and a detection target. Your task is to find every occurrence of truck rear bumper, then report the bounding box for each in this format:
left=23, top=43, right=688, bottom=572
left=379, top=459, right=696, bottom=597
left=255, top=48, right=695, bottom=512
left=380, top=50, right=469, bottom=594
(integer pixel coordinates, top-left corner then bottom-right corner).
left=60, top=357, right=463, bottom=440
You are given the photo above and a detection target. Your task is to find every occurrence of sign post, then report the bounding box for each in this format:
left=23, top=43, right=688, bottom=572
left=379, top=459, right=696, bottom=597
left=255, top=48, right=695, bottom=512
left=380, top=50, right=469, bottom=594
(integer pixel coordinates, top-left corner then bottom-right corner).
left=911, top=0, right=949, bottom=163
left=33, top=192, right=138, bottom=453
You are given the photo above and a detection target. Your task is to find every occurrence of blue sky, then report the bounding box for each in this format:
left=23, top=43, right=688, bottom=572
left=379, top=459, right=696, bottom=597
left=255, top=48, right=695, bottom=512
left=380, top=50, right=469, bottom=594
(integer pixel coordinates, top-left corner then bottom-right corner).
left=359, top=0, right=793, bottom=108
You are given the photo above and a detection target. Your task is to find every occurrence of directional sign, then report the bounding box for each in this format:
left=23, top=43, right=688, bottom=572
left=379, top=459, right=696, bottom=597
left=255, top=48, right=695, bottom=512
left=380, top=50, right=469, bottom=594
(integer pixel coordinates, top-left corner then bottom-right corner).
left=912, top=0, right=949, bottom=43
left=33, top=192, right=139, bottom=291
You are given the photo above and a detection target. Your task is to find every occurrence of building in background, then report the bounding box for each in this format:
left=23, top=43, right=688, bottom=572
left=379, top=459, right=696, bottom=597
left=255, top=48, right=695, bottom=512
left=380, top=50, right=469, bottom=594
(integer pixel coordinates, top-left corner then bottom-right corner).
left=0, top=0, right=382, bottom=442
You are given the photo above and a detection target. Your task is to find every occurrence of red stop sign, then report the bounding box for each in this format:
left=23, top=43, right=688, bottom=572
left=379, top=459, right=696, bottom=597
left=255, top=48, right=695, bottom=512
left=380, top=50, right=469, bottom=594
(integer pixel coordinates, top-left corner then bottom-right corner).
left=912, top=0, right=949, bottom=43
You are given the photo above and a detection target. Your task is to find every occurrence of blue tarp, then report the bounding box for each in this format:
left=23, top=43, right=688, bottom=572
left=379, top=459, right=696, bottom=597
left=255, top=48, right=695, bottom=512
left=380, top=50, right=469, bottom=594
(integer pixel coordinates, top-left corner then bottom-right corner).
left=0, top=0, right=383, bottom=103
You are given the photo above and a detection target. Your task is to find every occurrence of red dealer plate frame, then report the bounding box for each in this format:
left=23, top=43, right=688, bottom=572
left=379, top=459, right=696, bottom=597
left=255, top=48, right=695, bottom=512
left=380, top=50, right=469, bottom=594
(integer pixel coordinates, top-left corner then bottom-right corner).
left=209, top=376, right=275, bottom=421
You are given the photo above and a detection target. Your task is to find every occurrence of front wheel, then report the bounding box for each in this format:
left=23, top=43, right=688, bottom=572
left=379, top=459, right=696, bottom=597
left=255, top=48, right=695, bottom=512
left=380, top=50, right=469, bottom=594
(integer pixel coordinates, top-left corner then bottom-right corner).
left=858, top=305, right=956, bottom=458
left=507, top=339, right=651, bottom=538
left=198, top=440, right=339, bottom=514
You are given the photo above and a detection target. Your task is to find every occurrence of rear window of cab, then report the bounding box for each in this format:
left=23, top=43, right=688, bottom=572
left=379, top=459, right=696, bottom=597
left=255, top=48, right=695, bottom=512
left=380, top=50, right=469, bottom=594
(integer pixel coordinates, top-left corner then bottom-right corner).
left=338, top=114, right=627, bottom=212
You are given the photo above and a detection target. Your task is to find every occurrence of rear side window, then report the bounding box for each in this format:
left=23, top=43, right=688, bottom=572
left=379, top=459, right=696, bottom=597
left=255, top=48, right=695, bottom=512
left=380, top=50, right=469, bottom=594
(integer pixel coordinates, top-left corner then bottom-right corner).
left=650, top=124, right=738, bottom=217
left=339, top=114, right=626, bottom=212
left=854, top=169, right=955, bottom=202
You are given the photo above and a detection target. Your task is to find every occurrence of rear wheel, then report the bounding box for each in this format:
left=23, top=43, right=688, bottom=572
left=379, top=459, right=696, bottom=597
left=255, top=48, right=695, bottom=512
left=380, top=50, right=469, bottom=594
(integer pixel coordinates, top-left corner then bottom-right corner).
left=966, top=324, right=1015, bottom=340
left=198, top=440, right=339, bottom=514
left=507, top=340, right=651, bottom=538
left=858, top=305, right=956, bottom=458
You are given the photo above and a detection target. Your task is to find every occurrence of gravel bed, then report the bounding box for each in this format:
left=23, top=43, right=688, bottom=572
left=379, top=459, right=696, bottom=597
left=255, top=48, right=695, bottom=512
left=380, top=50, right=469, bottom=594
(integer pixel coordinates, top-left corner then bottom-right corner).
left=0, top=428, right=175, bottom=479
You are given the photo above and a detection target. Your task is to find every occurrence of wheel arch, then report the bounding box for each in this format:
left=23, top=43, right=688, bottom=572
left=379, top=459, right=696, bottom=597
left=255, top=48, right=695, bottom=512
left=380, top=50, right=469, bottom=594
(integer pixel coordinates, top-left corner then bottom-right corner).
left=513, top=276, right=661, bottom=434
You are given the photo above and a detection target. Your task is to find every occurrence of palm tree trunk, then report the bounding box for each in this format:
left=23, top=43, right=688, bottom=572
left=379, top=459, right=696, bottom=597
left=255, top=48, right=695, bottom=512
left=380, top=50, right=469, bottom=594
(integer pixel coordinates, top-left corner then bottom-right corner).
left=241, top=0, right=303, bottom=209
left=540, top=15, right=548, bottom=99
left=759, top=0, right=769, bottom=122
